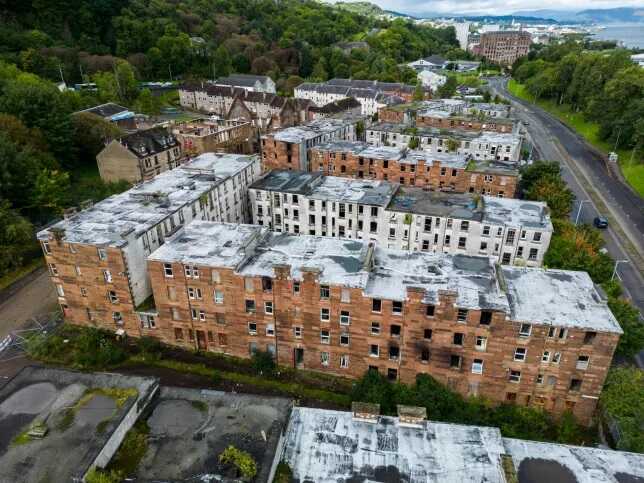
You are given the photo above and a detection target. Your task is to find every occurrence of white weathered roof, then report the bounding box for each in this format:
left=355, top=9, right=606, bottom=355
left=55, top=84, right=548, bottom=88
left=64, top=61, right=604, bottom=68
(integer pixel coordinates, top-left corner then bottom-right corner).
left=482, top=196, right=553, bottom=231
left=504, top=438, right=644, bottom=483
left=271, top=118, right=354, bottom=143
left=239, top=233, right=371, bottom=288
left=148, top=221, right=267, bottom=268
left=149, top=223, right=621, bottom=332
left=283, top=407, right=644, bottom=483
left=501, top=267, right=622, bottom=333
left=37, top=153, right=258, bottom=247
left=283, top=407, right=508, bottom=483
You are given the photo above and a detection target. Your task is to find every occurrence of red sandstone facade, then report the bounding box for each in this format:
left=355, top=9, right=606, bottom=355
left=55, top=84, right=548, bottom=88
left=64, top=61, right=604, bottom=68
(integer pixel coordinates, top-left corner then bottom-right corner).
left=415, top=115, right=514, bottom=133
left=146, top=257, right=617, bottom=425
left=309, top=148, right=518, bottom=197
left=261, top=136, right=304, bottom=172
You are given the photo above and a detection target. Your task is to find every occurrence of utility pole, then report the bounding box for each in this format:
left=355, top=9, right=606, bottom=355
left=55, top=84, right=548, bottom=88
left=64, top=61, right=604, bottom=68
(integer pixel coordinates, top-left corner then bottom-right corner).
left=168, top=65, right=173, bottom=82
left=611, top=259, right=629, bottom=281
left=574, top=200, right=591, bottom=226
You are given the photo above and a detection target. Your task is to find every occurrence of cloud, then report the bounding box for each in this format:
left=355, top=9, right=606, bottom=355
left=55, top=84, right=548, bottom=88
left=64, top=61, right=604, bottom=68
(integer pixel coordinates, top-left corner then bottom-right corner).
left=340, top=0, right=644, bottom=15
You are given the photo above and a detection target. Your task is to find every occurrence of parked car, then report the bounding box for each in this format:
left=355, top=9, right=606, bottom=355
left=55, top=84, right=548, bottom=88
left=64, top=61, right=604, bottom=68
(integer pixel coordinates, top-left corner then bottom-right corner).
left=594, top=216, right=609, bottom=229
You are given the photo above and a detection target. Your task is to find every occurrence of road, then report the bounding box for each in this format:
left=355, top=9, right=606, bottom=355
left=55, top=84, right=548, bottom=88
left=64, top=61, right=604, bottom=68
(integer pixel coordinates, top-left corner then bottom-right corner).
left=0, top=268, right=57, bottom=340
left=487, top=77, right=644, bottom=316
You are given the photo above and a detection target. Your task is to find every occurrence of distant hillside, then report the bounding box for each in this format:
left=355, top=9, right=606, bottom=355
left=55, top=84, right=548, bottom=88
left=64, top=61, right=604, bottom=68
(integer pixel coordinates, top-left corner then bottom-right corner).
left=577, top=7, right=644, bottom=23
left=334, top=1, right=384, bottom=16
left=513, top=7, right=644, bottom=23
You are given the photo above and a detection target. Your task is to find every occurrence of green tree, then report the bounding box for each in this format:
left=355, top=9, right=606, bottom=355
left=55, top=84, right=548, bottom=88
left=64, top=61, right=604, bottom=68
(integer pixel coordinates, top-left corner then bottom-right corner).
left=608, top=298, right=644, bottom=358
left=436, top=76, right=457, bottom=98
left=525, top=177, right=574, bottom=220
left=31, top=168, right=71, bottom=217
left=0, top=76, right=75, bottom=166
left=600, top=367, right=644, bottom=453
left=72, top=112, right=123, bottom=163
left=213, top=45, right=233, bottom=78
left=311, top=61, right=328, bottom=82
left=219, top=446, right=257, bottom=479
left=0, top=199, right=35, bottom=277
left=413, top=80, right=424, bottom=101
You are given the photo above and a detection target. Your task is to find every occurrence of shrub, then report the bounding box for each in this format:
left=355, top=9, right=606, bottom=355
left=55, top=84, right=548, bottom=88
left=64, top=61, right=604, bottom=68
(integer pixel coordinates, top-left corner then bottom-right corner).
left=219, top=445, right=257, bottom=479
left=251, top=350, right=276, bottom=375
left=73, top=328, right=127, bottom=369
left=600, top=367, right=644, bottom=453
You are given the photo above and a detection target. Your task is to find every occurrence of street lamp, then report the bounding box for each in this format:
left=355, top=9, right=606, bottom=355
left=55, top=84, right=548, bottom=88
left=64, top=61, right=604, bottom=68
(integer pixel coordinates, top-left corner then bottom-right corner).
left=611, top=259, right=629, bottom=281
left=574, top=200, right=592, bottom=226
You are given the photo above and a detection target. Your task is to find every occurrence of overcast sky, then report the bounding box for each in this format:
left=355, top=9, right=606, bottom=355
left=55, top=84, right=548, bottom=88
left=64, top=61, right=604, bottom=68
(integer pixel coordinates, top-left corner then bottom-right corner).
left=342, top=0, right=644, bottom=15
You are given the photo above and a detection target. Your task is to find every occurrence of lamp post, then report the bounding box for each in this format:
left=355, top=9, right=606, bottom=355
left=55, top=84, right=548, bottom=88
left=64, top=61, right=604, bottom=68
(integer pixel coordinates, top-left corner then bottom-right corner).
left=574, top=200, right=591, bottom=226
left=611, top=259, right=629, bottom=281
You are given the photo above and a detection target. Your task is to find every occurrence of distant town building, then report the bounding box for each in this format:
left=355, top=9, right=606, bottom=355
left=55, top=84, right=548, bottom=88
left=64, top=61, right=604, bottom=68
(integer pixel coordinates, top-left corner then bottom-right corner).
left=455, top=22, right=471, bottom=50
left=474, top=31, right=532, bottom=65
left=178, top=83, right=310, bottom=130
left=74, top=103, right=144, bottom=131
left=96, top=126, right=182, bottom=183
left=417, top=71, right=447, bottom=93
left=407, top=55, right=448, bottom=72
left=294, top=78, right=421, bottom=116
left=631, top=53, right=644, bottom=68
left=307, top=97, right=362, bottom=120
left=365, top=122, right=522, bottom=163
left=213, top=74, right=276, bottom=93
left=261, top=118, right=359, bottom=172
left=308, top=142, right=519, bottom=197
left=170, top=117, right=256, bottom=156
left=249, top=170, right=552, bottom=265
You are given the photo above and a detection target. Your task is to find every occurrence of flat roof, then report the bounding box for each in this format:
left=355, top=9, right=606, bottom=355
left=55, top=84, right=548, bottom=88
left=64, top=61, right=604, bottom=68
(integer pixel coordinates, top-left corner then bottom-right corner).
left=250, top=170, right=399, bottom=207
left=270, top=118, right=354, bottom=143
left=284, top=407, right=507, bottom=483
left=37, top=153, right=258, bottom=247
left=388, top=187, right=483, bottom=220
left=148, top=221, right=267, bottom=267
left=151, top=223, right=621, bottom=332
left=502, top=267, right=622, bottom=333
left=240, top=232, right=372, bottom=288
left=482, top=196, right=552, bottom=230
left=0, top=366, right=157, bottom=483
left=370, top=122, right=521, bottom=143
left=283, top=406, right=644, bottom=483
left=504, top=438, right=644, bottom=483
left=133, top=387, right=291, bottom=482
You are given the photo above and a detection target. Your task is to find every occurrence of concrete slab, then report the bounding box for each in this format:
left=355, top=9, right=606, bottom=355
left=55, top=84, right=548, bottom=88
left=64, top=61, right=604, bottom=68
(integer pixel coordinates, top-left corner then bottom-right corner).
left=0, top=366, right=158, bottom=483
left=135, top=387, right=292, bottom=482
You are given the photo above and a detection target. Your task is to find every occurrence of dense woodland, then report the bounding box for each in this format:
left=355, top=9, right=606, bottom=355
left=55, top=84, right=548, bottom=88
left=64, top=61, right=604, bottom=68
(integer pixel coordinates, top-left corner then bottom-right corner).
left=0, top=0, right=464, bottom=90
left=512, top=41, right=644, bottom=151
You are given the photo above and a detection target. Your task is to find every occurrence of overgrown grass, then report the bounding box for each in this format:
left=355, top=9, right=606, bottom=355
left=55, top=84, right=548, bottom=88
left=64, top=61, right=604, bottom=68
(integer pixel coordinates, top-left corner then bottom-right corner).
left=11, top=428, right=34, bottom=446
left=55, top=387, right=137, bottom=434
left=127, top=355, right=352, bottom=407
left=273, top=461, right=294, bottom=483
left=508, top=79, right=644, bottom=196
left=0, top=257, right=43, bottom=292
left=106, top=420, right=150, bottom=477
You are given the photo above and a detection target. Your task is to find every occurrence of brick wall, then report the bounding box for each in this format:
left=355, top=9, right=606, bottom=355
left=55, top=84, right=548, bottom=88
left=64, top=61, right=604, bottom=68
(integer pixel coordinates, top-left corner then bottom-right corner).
left=309, top=149, right=517, bottom=197
left=416, top=115, right=514, bottom=133
left=261, top=137, right=303, bottom=173
left=144, top=258, right=616, bottom=425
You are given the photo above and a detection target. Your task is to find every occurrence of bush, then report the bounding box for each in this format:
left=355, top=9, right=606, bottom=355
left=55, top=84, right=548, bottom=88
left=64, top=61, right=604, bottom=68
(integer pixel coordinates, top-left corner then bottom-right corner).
left=600, top=367, right=644, bottom=453
left=350, top=371, right=588, bottom=444
left=608, top=298, right=644, bottom=359
left=73, top=328, right=127, bottom=369
left=219, top=445, right=257, bottom=479
left=85, top=468, right=122, bottom=483
left=251, top=350, right=276, bottom=375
